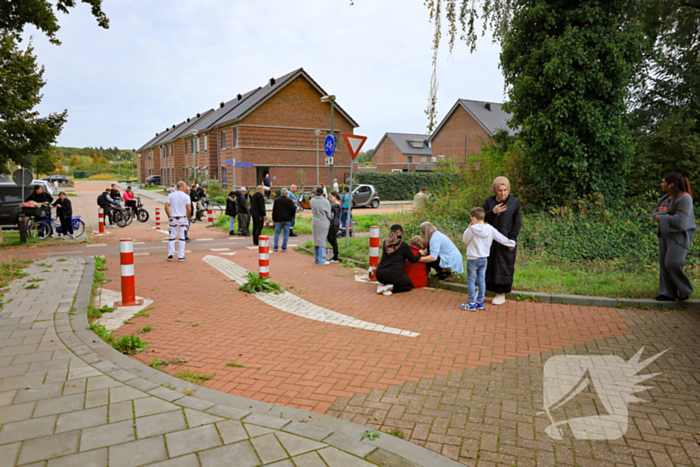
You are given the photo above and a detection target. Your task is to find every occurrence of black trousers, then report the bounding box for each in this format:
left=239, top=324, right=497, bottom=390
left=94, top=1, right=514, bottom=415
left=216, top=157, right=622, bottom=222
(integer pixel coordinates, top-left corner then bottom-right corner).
left=103, top=206, right=113, bottom=225
left=237, top=213, right=250, bottom=235
left=252, top=217, right=264, bottom=244
left=376, top=270, right=414, bottom=293
left=426, top=258, right=445, bottom=275
left=327, top=226, right=339, bottom=260
left=59, top=215, right=73, bottom=235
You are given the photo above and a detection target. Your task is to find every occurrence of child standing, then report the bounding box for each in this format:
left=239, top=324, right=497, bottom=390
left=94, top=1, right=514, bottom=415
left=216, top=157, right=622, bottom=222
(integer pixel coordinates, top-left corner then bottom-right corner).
left=461, top=207, right=516, bottom=310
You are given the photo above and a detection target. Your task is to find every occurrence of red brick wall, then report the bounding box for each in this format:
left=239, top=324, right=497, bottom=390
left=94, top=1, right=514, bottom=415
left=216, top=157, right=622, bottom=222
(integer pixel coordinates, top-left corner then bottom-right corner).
left=373, top=137, right=413, bottom=173
left=431, top=105, right=493, bottom=163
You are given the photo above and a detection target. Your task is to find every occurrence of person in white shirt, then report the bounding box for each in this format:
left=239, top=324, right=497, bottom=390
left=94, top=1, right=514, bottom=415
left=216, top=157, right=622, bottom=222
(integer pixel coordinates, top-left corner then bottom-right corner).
left=333, top=179, right=339, bottom=193
left=165, top=181, right=192, bottom=261
left=460, top=207, right=516, bottom=311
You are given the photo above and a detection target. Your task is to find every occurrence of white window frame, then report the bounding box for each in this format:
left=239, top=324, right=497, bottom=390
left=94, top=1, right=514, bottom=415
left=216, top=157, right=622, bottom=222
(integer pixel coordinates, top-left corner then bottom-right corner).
left=234, top=127, right=238, bottom=148
left=204, top=134, right=208, bottom=153
left=196, top=136, right=200, bottom=154
left=220, top=130, right=226, bottom=150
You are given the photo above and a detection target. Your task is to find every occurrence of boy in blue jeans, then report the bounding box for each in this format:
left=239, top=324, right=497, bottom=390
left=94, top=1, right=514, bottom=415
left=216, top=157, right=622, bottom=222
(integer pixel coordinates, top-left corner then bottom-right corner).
left=460, top=207, right=516, bottom=311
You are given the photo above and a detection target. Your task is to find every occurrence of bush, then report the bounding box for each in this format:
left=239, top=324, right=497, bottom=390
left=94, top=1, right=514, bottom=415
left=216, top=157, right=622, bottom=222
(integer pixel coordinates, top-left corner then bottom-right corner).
left=213, top=196, right=225, bottom=204
left=205, top=181, right=225, bottom=199
left=355, top=172, right=459, bottom=200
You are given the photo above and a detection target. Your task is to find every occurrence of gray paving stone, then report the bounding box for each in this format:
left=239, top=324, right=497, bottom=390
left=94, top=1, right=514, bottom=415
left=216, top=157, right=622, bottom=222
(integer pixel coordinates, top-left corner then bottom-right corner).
left=85, top=388, right=108, bottom=408
left=26, top=358, right=70, bottom=376
left=134, top=396, right=180, bottom=418
left=0, top=415, right=57, bottom=444
left=366, top=449, right=421, bottom=467
left=125, top=377, right=159, bottom=392
left=0, top=373, right=45, bottom=391
left=0, top=363, right=29, bottom=379
left=216, top=420, right=249, bottom=444
left=184, top=407, right=224, bottom=428
left=146, top=386, right=183, bottom=402
left=108, top=400, right=134, bottom=423
left=318, top=447, right=375, bottom=467
left=10, top=383, right=63, bottom=404
left=0, top=400, right=35, bottom=423
left=281, top=421, right=333, bottom=442
left=292, top=451, right=328, bottom=467
left=0, top=390, right=16, bottom=407
left=86, top=375, right=122, bottom=392
left=244, top=424, right=277, bottom=438
left=136, top=410, right=187, bottom=438
left=46, top=448, right=107, bottom=467
left=165, top=424, right=222, bottom=458
left=148, top=454, right=200, bottom=467
left=0, top=442, right=21, bottom=467
left=322, top=433, right=377, bottom=458
left=242, top=413, right=291, bottom=430
left=0, top=343, right=39, bottom=357
left=198, top=440, right=261, bottom=467
left=17, top=431, right=80, bottom=464
left=109, top=385, right=149, bottom=403
left=80, top=420, right=136, bottom=451
left=265, top=461, right=294, bottom=467
left=251, top=433, right=289, bottom=464
left=174, top=395, right=214, bottom=411
left=56, top=406, right=108, bottom=433
left=108, top=435, right=168, bottom=467
left=275, top=431, right=326, bottom=457
left=61, top=377, right=87, bottom=395
left=34, top=393, right=85, bottom=417
left=206, top=404, right=250, bottom=420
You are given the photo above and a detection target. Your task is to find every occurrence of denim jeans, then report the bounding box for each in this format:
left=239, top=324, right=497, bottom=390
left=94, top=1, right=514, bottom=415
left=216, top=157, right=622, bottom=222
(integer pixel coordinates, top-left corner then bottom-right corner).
left=274, top=222, right=290, bottom=250
left=228, top=215, right=236, bottom=232
left=467, top=258, right=488, bottom=304
left=314, top=246, right=326, bottom=264
left=340, top=210, right=348, bottom=229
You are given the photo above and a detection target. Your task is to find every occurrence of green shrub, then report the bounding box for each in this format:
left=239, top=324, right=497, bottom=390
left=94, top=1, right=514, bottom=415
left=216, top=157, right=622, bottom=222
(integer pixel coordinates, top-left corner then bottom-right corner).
left=112, top=334, right=148, bottom=355
left=213, top=196, right=225, bottom=204
left=354, top=172, right=459, bottom=200
left=238, top=272, right=283, bottom=294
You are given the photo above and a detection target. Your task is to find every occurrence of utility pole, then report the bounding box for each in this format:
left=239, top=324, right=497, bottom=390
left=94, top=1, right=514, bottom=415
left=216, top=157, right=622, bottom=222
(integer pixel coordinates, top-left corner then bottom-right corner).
left=314, top=129, right=321, bottom=186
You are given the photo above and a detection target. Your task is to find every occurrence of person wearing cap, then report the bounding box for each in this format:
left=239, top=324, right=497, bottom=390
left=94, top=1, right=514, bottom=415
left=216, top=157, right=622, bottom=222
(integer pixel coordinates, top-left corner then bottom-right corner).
left=123, top=186, right=136, bottom=211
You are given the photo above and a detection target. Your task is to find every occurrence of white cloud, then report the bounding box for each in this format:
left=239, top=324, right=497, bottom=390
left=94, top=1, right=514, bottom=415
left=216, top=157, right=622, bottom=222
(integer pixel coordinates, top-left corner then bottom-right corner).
left=26, top=0, right=505, bottom=150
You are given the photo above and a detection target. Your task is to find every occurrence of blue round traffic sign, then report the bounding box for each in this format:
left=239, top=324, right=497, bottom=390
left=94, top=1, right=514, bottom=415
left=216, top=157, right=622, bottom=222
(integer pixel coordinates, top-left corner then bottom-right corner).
left=324, top=135, right=335, bottom=157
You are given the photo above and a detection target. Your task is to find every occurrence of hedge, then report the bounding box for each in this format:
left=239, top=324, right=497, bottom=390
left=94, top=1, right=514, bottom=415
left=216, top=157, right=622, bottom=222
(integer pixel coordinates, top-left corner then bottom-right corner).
left=355, top=172, right=459, bottom=200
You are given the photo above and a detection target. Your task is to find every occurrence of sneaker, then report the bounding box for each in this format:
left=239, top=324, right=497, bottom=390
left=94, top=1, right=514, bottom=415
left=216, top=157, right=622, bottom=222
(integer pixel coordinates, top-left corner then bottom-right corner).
left=178, top=257, right=186, bottom=262
left=376, top=284, right=390, bottom=294
left=382, top=290, right=393, bottom=296
left=273, top=248, right=278, bottom=252
left=319, top=261, right=330, bottom=265
left=476, top=302, right=485, bottom=310
left=281, top=249, right=288, bottom=252
left=655, top=295, right=675, bottom=302
left=167, top=255, right=173, bottom=262
left=492, top=293, right=506, bottom=305
left=229, top=231, right=235, bottom=236
left=289, top=232, right=298, bottom=237
left=329, top=259, right=339, bottom=263
left=459, top=303, right=477, bottom=311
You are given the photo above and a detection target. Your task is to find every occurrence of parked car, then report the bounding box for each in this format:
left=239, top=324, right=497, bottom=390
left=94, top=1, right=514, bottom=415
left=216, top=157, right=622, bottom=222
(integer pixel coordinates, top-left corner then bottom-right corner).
left=145, top=175, right=161, bottom=186
left=351, top=184, right=380, bottom=208
left=32, top=179, right=54, bottom=196
left=0, top=182, right=52, bottom=227
left=41, top=175, right=70, bottom=185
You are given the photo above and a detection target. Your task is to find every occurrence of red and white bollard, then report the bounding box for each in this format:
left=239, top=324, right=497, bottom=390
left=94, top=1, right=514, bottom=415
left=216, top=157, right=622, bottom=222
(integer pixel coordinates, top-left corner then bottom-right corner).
left=258, top=235, right=270, bottom=278
left=264, top=219, right=274, bottom=228
left=368, top=226, right=380, bottom=281
left=208, top=208, right=213, bottom=227
left=98, top=208, right=105, bottom=234
left=116, top=239, right=142, bottom=307
left=155, top=208, right=161, bottom=230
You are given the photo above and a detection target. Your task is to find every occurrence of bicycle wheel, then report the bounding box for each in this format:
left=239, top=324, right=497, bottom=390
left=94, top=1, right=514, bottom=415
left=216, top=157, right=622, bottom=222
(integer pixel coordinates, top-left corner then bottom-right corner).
left=28, top=220, right=52, bottom=240
left=137, top=209, right=149, bottom=222
left=124, top=210, right=134, bottom=226
left=212, top=205, right=223, bottom=217
left=72, top=219, right=86, bottom=237
left=113, top=211, right=127, bottom=228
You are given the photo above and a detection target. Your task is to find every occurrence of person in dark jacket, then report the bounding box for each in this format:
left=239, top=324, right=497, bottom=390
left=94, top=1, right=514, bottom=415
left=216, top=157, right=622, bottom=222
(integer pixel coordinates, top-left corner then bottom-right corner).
left=327, top=191, right=342, bottom=262
left=51, top=192, right=74, bottom=238
left=189, top=184, right=200, bottom=222
left=375, top=225, right=422, bottom=296
left=250, top=186, right=267, bottom=245
left=652, top=172, right=695, bottom=301
left=225, top=191, right=238, bottom=236
left=272, top=188, right=296, bottom=251
left=110, top=184, right=121, bottom=201
left=483, top=176, right=522, bottom=306
left=236, top=188, right=250, bottom=236
left=26, top=185, right=54, bottom=223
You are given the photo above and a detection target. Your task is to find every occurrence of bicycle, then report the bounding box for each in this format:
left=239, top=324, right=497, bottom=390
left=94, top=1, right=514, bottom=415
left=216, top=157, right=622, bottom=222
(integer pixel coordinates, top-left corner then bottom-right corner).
left=195, top=199, right=223, bottom=222
left=26, top=207, right=86, bottom=240
left=111, top=202, right=134, bottom=228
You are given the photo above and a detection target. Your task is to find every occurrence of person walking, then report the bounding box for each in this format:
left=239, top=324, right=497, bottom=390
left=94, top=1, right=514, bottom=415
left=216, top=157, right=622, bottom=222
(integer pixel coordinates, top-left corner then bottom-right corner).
left=653, top=172, right=695, bottom=301
left=51, top=192, right=74, bottom=239
left=418, top=222, right=464, bottom=279
left=327, top=191, right=342, bottom=262
left=189, top=183, right=201, bottom=222
left=340, top=186, right=351, bottom=230
left=333, top=178, right=339, bottom=193
left=272, top=188, right=296, bottom=252
left=287, top=184, right=299, bottom=237
left=310, top=187, right=333, bottom=265
left=236, top=188, right=250, bottom=236
left=251, top=186, right=267, bottom=245
left=483, top=176, right=522, bottom=306
left=225, top=191, right=237, bottom=235
left=375, top=225, right=423, bottom=296
left=165, top=181, right=192, bottom=262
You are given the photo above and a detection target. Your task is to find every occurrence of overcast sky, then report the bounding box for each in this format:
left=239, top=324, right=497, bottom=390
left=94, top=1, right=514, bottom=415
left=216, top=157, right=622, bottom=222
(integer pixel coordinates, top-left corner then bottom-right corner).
left=26, top=0, right=505, bottom=151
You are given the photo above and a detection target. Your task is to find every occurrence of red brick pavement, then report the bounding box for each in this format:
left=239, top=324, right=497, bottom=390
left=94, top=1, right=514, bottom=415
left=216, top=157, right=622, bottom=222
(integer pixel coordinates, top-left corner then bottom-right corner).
left=103, top=247, right=631, bottom=415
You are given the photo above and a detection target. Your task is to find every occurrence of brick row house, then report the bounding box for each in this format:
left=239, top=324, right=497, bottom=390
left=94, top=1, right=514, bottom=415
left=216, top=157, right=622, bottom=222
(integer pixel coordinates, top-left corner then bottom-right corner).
left=136, top=68, right=359, bottom=190
left=372, top=132, right=431, bottom=172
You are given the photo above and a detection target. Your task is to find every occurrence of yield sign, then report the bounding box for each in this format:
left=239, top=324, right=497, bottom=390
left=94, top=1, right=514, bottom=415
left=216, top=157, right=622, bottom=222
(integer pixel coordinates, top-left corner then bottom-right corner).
left=342, top=134, right=367, bottom=160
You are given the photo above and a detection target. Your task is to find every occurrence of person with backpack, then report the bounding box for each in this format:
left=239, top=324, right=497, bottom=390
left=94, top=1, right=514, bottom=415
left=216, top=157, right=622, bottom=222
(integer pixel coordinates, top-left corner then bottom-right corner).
left=327, top=191, right=342, bottom=263
left=97, top=187, right=115, bottom=227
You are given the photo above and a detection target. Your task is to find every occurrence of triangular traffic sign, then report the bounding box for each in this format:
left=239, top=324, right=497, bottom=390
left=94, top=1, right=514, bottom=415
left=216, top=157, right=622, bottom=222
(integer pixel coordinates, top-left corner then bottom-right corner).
left=342, top=134, right=367, bottom=159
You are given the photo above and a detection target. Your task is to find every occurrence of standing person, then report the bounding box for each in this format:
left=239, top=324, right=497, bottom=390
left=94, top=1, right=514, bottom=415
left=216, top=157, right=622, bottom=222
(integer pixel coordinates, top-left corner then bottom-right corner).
left=189, top=183, right=201, bottom=222
left=413, top=187, right=429, bottom=211
left=375, top=225, right=423, bottom=296
left=320, top=183, right=328, bottom=198
left=251, top=186, right=267, bottom=245
left=404, top=236, right=429, bottom=289
left=310, top=187, right=333, bottom=265
left=287, top=184, right=299, bottom=237
left=236, top=188, right=250, bottom=236
left=418, top=222, right=464, bottom=279
left=653, top=172, right=695, bottom=301
left=327, top=191, right=342, bottom=262
left=226, top=191, right=238, bottom=236
left=169, top=184, right=176, bottom=193
left=483, top=176, right=522, bottom=306
left=262, top=172, right=271, bottom=200
left=461, top=207, right=516, bottom=311
left=272, top=188, right=296, bottom=252
left=51, top=192, right=74, bottom=239
left=333, top=178, right=339, bottom=193
left=165, top=181, right=192, bottom=262
left=110, top=183, right=121, bottom=201
left=340, top=186, right=352, bottom=230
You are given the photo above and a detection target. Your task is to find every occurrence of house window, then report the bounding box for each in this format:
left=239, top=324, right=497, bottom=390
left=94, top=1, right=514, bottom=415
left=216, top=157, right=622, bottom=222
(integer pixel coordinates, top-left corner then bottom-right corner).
left=220, top=130, right=226, bottom=150
left=421, top=156, right=428, bottom=163
left=196, top=137, right=200, bottom=154
left=204, top=134, right=208, bottom=153
left=407, top=156, right=413, bottom=164
left=233, top=127, right=238, bottom=147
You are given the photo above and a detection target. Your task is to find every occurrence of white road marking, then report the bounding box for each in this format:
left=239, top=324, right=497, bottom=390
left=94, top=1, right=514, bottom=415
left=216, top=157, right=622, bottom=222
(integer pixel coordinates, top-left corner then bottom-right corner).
left=203, top=255, right=419, bottom=337
left=246, top=246, right=259, bottom=250
left=49, top=251, right=84, bottom=254
left=219, top=252, right=237, bottom=256
left=134, top=253, right=150, bottom=257
left=133, top=242, right=145, bottom=245
left=86, top=244, right=107, bottom=247
left=209, top=248, right=230, bottom=252
left=196, top=238, right=213, bottom=241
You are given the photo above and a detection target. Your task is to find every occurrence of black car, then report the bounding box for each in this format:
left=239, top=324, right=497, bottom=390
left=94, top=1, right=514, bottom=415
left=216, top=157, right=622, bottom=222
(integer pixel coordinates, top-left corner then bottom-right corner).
left=0, top=182, right=48, bottom=226
left=41, top=175, right=70, bottom=185
left=145, top=175, right=161, bottom=186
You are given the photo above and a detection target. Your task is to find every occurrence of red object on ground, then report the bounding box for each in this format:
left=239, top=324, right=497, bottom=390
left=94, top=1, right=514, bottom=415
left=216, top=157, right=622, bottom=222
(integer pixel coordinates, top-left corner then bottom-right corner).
left=259, top=235, right=269, bottom=278
left=155, top=208, right=161, bottom=230
left=117, top=238, right=141, bottom=307
left=368, top=226, right=379, bottom=281
left=98, top=208, right=105, bottom=234
left=404, top=246, right=428, bottom=289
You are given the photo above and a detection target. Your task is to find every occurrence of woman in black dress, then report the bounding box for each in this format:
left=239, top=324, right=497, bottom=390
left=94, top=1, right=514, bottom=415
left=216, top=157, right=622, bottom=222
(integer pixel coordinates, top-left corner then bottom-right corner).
left=375, top=225, right=422, bottom=296
left=483, top=176, right=522, bottom=305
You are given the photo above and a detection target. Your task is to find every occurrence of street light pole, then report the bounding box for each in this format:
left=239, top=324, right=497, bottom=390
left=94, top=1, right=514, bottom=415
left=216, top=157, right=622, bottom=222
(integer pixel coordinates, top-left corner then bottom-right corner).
left=314, top=129, right=321, bottom=186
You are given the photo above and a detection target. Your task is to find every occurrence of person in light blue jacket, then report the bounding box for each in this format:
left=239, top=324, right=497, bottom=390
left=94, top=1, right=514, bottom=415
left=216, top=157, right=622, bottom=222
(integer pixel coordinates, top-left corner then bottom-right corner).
left=418, top=222, right=464, bottom=280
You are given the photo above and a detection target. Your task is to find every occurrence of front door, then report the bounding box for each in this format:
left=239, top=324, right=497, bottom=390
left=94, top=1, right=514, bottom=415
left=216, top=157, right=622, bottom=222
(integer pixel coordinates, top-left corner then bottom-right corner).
left=256, top=166, right=270, bottom=189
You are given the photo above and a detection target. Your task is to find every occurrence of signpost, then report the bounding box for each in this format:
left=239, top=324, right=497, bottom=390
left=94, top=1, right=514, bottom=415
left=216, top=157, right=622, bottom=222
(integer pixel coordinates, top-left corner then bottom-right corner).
left=341, top=134, right=367, bottom=247
left=225, top=159, right=254, bottom=189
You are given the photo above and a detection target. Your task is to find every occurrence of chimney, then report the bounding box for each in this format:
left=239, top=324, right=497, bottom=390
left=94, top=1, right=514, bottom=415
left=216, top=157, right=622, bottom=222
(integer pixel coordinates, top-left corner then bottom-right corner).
left=220, top=102, right=225, bottom=108
left=196, top=113, right=200, bottom=118
left=237, top=94, right=242, bottom=100
left=187, top=118, right=190, bottom=122
left=270, top=77, right=276, bottom=86
left=485, top=102, right=492, bottom=111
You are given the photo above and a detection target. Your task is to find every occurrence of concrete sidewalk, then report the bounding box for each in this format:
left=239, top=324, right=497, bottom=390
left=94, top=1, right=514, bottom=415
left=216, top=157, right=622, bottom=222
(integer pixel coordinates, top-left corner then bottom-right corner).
left=0, top=256, right=461, bottom=466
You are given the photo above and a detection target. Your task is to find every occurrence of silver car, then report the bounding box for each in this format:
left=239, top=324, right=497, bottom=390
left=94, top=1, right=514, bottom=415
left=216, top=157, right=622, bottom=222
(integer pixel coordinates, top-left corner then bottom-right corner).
left=351, top=184, right=380, bottom=209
